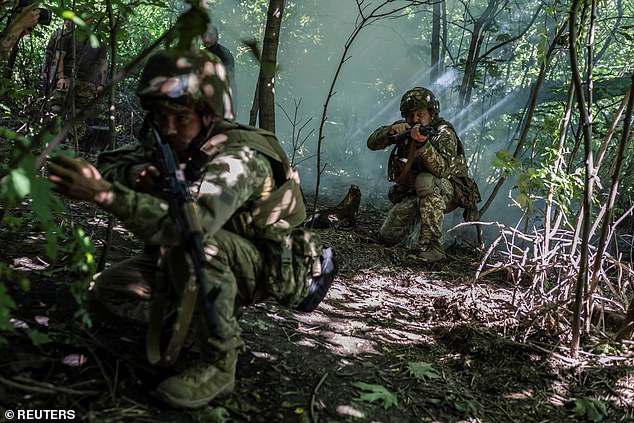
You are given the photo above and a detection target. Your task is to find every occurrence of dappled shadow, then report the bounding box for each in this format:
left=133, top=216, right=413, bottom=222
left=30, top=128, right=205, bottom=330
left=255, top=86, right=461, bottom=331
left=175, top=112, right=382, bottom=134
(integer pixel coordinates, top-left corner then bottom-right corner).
left=1, top=204, right=633, bottom=422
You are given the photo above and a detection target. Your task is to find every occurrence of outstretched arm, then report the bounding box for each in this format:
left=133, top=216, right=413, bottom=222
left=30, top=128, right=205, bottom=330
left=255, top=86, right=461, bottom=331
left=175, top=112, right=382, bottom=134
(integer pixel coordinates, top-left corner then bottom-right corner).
left=47, top=156, right=114, bottom=205
left=367, top=120, right=410, bottom=150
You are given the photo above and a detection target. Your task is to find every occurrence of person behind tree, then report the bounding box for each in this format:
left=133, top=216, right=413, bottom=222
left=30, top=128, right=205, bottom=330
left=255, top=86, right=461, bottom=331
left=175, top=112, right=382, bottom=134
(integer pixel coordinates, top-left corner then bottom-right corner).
left=367, top=87, right=481, bottom=263
left=202, top=24, right=236, bottom=109
left=40, top=19, right=72, bottom=95
left=48, top=10, right=106, bottom=149
left=47, top=49, right=336, bottom=409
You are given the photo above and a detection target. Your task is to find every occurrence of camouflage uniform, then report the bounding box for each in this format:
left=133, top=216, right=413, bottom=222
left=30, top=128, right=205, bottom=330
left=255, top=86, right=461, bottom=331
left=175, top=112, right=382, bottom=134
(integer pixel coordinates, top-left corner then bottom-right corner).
left=47, top=27, right=106, bottom=149
left=368, top=87, right=473, bottom=259
left=94, top=119, right=314, bottom=341
left=49, top=80, right=97, bottom=144
left=88, top=50, right=335, bottom=409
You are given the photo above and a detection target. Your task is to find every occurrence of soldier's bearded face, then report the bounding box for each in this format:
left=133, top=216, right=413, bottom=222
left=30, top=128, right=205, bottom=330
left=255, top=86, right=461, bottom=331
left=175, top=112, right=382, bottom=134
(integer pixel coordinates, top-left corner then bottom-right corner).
left=154, top=104, right=202, bottom=153
left=406, top=108, right=432, bottom=127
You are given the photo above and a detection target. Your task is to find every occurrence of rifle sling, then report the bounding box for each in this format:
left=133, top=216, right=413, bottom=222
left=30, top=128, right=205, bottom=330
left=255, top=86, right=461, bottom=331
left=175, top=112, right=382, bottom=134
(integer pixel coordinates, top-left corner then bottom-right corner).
left=395, top=140, right=418, bottom=186
left=146, top=262, right=198, bottom=367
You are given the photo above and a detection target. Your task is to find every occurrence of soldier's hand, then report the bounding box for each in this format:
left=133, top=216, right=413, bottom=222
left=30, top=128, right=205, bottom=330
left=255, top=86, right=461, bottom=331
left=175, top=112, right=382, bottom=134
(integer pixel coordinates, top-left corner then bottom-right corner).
left=389, top=122, right=410, bottom=136
left=56, top=77, right=68, bottom=91
left=47, top=156, right=113, bottom=204
left=128, top=163, right=159, bottom=193
left=410, top=124, right=428, bottom=143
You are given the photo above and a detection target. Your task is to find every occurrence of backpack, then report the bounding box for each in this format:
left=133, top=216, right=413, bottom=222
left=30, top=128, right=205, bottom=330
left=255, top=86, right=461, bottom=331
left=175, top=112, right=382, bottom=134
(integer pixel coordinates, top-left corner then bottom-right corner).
left=451, top=174, right=482, bottom=221
left=440, top=121, right=482, bottom=220
left=255, top=226, right=323, bottom=308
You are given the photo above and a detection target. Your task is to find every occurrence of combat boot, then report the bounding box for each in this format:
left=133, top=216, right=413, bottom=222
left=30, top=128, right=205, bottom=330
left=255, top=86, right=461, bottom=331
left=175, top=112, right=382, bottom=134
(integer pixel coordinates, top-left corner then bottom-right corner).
left=296, top=247, right=337, bottom=312
left=155, top=349, right=238, bottom=409
left=417, top=240, right=446, bottom=263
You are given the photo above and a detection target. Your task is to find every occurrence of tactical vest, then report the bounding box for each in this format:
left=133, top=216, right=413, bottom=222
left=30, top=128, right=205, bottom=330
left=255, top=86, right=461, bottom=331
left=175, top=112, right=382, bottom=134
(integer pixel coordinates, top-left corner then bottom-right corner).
left=201, top=121, right=321, bottom=308
left=386, top=118, right=481, bottom=211
left=387, top=118, right=467, bottom=181
left=434, top=120, right=481, bottom=211
left=200, top=120, right=307, bottom=232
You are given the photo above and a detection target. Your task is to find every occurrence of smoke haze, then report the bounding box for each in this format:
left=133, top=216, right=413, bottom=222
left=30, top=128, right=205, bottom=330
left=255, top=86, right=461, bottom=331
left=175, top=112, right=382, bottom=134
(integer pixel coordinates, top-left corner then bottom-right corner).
left=208, top=1, right=542, bottom=239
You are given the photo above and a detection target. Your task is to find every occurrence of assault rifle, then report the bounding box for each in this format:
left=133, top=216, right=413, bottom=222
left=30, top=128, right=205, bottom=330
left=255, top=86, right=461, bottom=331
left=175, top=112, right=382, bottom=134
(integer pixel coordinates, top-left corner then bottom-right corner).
left=387, top=124, right=437, bottom=144
left=144, top=119, right=223, bottom=366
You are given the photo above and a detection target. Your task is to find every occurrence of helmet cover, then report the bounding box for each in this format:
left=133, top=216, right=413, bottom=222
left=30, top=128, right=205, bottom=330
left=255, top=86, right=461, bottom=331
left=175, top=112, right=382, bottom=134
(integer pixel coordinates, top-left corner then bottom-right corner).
left=136, top=49, right=234, bottom=120
left=399, top=87, right=440, bottom=117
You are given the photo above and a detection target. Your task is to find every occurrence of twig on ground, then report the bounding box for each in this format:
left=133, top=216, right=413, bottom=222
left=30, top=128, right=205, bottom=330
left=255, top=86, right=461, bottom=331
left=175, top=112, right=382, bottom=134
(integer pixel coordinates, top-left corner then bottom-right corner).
left=310, top=371, right=329, bottom=423
left=3, top=374, right=100, bottom=395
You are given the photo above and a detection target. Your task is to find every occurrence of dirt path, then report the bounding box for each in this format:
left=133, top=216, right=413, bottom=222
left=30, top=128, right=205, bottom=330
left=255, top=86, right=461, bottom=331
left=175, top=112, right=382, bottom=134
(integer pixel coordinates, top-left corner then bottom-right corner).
left=1, top=205, right=633, bottom=422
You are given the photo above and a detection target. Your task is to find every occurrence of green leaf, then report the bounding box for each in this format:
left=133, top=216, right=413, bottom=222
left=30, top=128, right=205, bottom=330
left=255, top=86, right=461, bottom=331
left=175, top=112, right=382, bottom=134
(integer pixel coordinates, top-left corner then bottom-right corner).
left=407, top=361, right=441, bottom=380
left=352, top=381, right=398, bottom=410
left=0, top=282, right=16, bottom=310
left=454, top=400, right=478, bottom=416
left=30, top=177, right=56, bottom=224
left=208, top=407, right=230, bottom=422
left=571, top=398, right=608, bottom=422
left=0, top=126, right=27, bottom=142
left=516, top=193, right=529, bottom=207
left=195, top=406, right=230, bottom=423
left=167, top=3, right=209, bottom=51
left=45, top=226, right=58, bottom=260
left=0, top=282, right=17, bottom=332
left=10, top=167, right=31, bottom=199
left=572, top=398, right=586, bottom=415
left=61, top=10, right=76, bottom=20
left=27, top=329, right=51, bottom=346
left=18, top=277, right=30, bottom=293
left=495, top=149, right=512, bottom=162
left=1, top=215, right=23, bottom=229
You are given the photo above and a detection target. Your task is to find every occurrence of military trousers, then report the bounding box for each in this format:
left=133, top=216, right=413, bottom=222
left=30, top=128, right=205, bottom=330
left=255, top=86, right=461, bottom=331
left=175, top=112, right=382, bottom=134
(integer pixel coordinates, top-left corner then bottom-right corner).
left=89, top=229, right=274, bottom=355
left=47, top=79, right=97, bottom=149
left=379, top=172, right=456, bottom=249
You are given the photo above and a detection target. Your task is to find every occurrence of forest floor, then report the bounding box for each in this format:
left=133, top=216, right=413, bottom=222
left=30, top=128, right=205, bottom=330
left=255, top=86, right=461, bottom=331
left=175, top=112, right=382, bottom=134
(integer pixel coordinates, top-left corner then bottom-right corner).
left=1, top=192, right=634, bottom=423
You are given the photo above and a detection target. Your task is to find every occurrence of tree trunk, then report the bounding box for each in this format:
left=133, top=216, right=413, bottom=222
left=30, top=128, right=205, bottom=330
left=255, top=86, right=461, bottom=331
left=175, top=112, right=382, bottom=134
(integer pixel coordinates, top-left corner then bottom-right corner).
left=569, top=0, right=596, bottom=358
left=457, top=0, right=500, bottom=113
left=441, top=0, right=447, bottom=76
left=97, top=0, right=120, bottom=273
left=588, top=75, right=633, bottom=300
left=257, top=0, right=285, bottom=132
left=249, top=80, right=259, bottom=126
left=430, top=1, right=441, bottom=83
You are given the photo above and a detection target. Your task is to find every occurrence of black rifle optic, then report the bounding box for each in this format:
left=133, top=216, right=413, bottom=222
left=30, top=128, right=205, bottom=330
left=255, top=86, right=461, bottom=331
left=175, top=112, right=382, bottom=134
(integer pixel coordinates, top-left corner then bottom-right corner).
left=388, top=124, right=437, bottom=144
left=146, top=119, right=224, bottom=341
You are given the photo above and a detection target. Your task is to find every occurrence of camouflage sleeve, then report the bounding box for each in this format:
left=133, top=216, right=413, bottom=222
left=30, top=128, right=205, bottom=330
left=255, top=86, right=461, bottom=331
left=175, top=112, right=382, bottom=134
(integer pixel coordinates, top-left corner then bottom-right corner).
left=367, top=120, right=408, bottom=150
left=195, top=146, right=273, bottom=239
left=367, top=125, right=393, bottom=150
left=97, top=141, right=150, bottom=186
left=416, top=125, right=458, bottom=179
left=100, top=147, right=272, bottom=245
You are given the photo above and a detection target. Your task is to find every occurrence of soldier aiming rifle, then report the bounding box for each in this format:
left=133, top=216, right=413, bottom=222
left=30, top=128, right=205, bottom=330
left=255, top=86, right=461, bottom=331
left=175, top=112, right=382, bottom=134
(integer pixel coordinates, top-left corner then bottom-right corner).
left=367, top=87, right=481, bottom=262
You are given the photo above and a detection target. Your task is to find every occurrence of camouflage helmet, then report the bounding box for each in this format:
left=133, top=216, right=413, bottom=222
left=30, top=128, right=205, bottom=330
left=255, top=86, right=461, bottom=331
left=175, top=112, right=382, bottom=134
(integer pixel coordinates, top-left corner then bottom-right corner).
left=136, top=49, right=234, bottom=120
left=399, top=87, right=440, bottom=117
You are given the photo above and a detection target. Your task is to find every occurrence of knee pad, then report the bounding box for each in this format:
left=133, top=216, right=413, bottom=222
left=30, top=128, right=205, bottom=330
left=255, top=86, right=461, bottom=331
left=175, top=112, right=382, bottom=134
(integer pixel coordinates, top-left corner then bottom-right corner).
left=415, top=172, right=437, bottom=198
